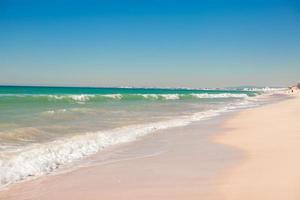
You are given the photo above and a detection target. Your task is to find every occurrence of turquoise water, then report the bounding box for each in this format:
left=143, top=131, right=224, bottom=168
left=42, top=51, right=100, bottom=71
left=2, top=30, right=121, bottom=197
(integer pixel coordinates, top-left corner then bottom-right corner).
left=0, top=86, right=264, bottom=187
left=0, top=86, right=257, bottom=95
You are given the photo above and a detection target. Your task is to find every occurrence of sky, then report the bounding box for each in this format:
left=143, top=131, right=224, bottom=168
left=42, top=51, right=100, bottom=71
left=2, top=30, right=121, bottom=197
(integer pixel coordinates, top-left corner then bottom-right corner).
left=0, top=0, right=299, bottom=88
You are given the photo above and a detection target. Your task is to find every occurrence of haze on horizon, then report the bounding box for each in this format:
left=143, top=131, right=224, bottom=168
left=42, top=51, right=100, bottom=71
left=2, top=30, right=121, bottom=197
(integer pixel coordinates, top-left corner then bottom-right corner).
left=0, top=0, right=299, bottom=88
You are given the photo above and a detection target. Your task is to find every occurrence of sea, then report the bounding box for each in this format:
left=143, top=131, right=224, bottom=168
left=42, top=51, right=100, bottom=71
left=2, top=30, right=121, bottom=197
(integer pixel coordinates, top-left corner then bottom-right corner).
left=0, top=85, right=286, bottom=188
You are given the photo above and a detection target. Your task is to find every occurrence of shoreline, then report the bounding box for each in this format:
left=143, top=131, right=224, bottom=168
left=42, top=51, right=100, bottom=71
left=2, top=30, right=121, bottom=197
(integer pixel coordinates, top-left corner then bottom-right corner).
left=0, top=92, right=296, bottom=199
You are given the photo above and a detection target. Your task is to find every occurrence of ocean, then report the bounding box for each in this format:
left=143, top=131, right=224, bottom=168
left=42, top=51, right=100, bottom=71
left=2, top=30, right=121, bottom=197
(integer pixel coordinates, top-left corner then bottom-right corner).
left=0, top=86, right=284, bottom=187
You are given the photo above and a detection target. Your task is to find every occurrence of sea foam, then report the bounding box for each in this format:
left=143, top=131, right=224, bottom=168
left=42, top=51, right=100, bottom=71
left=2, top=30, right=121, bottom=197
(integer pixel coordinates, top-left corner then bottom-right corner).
left=191, top=93, right=249, bottom=98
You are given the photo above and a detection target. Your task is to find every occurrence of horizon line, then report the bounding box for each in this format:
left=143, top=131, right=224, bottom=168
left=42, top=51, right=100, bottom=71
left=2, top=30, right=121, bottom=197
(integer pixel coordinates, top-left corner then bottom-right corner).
left=0, top=84, right=286, bottom=90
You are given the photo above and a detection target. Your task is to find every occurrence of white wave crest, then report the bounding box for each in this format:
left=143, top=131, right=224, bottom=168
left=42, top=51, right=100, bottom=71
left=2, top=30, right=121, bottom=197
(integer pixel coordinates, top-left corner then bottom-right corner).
left=191, top=93, right=249, bottom=98
left=161, top=94, right=180, bottom=100
left=48, top=95, right=95, bottom=102
left=70, top=95, right=95, bottom=101
left=140, top=94, right=159, bottom=99
left=242, top=87, right=286, bottom=92
left=102, top=94, right=123, bottom=99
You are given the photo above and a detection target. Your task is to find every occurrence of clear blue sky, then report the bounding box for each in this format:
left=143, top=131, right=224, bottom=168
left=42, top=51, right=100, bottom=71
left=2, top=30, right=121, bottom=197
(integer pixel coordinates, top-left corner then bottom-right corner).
left=0, top=0, right=299, bottom=87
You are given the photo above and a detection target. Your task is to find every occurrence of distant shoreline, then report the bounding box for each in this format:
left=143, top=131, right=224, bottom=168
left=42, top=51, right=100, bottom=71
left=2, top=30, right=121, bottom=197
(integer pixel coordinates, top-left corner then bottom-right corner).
left=0, top=84, right=286, bottom=91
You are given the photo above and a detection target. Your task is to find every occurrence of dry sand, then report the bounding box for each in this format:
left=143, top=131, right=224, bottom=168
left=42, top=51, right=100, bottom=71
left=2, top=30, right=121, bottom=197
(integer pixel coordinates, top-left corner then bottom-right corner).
left=1, top=91, right=299, bottom=200
left=216, top=91, right=300, bottom=199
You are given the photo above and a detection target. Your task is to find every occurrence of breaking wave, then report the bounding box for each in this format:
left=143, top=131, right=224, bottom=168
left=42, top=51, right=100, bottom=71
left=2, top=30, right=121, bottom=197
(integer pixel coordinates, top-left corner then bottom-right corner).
left=0, top=93, right=253, bottom=104
left=242, top=87, right=287, bottom=92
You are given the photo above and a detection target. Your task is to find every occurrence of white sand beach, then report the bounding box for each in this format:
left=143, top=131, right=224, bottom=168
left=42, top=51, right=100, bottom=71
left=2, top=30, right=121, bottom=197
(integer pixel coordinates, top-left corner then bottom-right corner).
left=1, top=91, right=299, bottom=200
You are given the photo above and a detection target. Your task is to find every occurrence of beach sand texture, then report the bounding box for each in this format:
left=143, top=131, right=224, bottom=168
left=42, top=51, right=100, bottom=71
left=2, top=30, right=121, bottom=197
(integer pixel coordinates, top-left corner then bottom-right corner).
left=216, top=91, right=300, bottom=199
